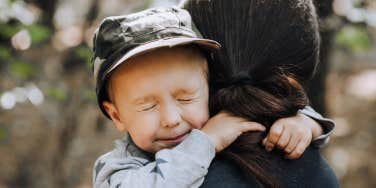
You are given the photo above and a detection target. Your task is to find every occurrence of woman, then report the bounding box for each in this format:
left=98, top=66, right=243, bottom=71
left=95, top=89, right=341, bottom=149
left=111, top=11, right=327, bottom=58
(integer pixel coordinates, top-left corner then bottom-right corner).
left=182, top=0, right=340, bottom=187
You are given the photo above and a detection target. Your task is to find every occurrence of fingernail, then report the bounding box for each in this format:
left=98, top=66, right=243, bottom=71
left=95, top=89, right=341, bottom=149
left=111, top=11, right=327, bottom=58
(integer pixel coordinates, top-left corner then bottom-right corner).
left=266, top=146, right=272, bottom=152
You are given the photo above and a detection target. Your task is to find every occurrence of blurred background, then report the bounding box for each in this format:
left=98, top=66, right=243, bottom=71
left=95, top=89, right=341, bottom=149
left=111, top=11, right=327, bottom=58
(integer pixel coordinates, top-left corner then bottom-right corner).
left=0, top=0, right=375, bottom=187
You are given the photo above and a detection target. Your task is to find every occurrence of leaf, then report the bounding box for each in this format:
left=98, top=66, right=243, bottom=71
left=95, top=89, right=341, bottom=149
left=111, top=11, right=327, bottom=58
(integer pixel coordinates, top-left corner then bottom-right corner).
left=0, top=127, right=7, bottom=143
left=335, top=26, right=372, bottom=53
left=75, top=46, right=93, bottom=70
left=10, top=60, right=35, bottom=79
left=45, top=87, right=68, bottom=101
left=0, top=23, right=51, bottom=44
left=0, top=23, right=22, bottom=38
left=0, top=45, right=11, bottom=60
left=26, top=24, right=51, bottom=44
left=84, top=89, right=96, bottom=101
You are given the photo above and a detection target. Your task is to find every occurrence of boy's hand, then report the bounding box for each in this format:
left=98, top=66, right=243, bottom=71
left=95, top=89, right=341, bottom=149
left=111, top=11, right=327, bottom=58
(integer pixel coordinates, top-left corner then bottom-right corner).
left=262, top=113, right=323, bottom=159
left=202, top=112, right=266, bottom=152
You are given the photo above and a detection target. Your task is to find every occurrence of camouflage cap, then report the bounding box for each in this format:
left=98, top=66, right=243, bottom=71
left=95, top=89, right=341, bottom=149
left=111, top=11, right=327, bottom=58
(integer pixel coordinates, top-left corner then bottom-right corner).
left=91, top=6, right=221, bottom=118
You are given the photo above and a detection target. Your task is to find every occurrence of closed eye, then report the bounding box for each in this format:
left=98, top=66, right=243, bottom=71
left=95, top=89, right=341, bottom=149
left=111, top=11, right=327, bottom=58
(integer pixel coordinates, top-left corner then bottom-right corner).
left=177, top=98, right=195, bottom=103
left=140, top=104, right=157, bottom=112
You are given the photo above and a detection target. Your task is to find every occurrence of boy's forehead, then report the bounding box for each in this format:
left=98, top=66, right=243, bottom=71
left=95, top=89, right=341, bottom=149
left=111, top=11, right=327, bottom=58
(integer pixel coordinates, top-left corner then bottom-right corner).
left=109, top=47, right=209, bottom=91
left=113, top=46, right=208, bottom=74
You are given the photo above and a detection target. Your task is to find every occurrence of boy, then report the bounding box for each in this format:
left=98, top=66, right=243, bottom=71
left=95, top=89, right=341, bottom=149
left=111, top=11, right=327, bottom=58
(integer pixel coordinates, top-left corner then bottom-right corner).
left=92, top=7, right=334, bottom=188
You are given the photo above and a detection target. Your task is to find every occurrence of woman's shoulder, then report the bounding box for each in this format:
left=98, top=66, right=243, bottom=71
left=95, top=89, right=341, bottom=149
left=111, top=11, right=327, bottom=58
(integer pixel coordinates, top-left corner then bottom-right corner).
left=279, top=147, right=339, bottom=187
left=201, top=156, right=256, bottom=188
left=201, top=147, right=339, bottom=188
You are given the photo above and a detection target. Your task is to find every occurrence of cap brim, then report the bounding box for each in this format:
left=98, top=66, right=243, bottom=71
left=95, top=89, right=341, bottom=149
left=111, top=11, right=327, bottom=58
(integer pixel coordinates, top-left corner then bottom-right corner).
left=106, top=37, right=221, bottom=75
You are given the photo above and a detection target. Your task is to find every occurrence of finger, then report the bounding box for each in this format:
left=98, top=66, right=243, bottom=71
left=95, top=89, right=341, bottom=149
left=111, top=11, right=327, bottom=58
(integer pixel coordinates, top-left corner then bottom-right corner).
left=241, top=122, right=266, bottom=132
left=262, top=137, right=267, bottom=146
left=264, top=140, right=274, bottom=152
left=286, top=137, right=309, bottom=159
left=267, top=122, right=284, bottom=144
left=284, top=132, right=300, bottom=154
left=265, top=123, right=284, bottom=150
left=276, top=131, right=291, bottom=149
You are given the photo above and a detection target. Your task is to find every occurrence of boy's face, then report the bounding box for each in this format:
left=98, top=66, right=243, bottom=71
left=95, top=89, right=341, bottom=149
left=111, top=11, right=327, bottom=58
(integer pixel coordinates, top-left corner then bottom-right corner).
left=103, top=47, right=209, bottom=153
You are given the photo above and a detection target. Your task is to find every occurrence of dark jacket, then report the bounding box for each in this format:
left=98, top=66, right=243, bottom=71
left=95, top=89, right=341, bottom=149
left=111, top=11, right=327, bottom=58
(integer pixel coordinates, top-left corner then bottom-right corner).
left=201, top=147, right=339, bottom=188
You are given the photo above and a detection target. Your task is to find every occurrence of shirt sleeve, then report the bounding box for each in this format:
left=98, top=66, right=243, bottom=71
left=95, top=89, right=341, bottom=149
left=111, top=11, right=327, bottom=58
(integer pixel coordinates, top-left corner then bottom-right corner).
left=92, top=129, right=215, bottom=188
left=298, top=106, right=335, bottom=148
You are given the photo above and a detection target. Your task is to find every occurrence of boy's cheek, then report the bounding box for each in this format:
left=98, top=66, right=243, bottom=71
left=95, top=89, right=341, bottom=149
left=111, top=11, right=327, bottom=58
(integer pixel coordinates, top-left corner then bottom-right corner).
left=196, top=118, right=209, bottom=129
left=130, top=131, right=156, bottom=152
left=191, top=107, right=210, bottom=129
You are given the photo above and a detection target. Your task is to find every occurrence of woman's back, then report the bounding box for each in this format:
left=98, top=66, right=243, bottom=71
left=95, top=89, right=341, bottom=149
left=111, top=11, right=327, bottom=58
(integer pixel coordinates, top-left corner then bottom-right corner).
left=201, top=147, right=339, bottom=188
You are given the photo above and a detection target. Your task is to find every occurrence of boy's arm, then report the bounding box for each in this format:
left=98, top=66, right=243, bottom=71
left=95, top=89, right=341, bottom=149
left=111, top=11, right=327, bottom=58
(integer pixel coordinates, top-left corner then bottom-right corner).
left=262, top=106, right=335, bottom=159
left=298, top=106, right=335, bottom=148
left=93, top=129, right=215, bottom=188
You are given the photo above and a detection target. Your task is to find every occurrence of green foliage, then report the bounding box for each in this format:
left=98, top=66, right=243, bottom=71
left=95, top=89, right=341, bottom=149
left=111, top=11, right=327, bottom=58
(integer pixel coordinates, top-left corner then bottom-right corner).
left=353, top=0, right=363, bottom=8
left=75, top=46, right=92, bottom=70
left=0, top=23, right=50, bottom=43
left=335, top=26, right=372, bottom=53
left=84, top=89, right=96, bottom=101
left=0, top=127, right=7, bottom=143
left=10, top=60, right=35, bottom=79
left=45, top=87, right=68, bottom=101
left=0, top=45, right=11, bottom=60
left=26, top=24, right=51, bottom=44
left=0, top=23, right=22, bottom=38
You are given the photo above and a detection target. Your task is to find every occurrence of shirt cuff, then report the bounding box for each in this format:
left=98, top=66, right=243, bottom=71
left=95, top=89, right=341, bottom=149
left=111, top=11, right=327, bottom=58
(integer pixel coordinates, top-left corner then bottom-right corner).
left=174, top=129, right=216, bottom=168
left=298, top=106, right=335, bottom=148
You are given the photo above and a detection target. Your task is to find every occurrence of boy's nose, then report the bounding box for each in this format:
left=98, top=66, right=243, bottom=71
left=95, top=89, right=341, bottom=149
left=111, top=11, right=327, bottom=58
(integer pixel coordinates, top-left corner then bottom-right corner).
left=160, top=103, right=182, bottom=128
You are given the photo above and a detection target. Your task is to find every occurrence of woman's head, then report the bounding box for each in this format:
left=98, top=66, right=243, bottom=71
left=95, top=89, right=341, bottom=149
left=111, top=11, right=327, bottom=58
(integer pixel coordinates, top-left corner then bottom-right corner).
left=183, top=0, right=320, bottom=186
left=183, top=0, right=319, bottom=128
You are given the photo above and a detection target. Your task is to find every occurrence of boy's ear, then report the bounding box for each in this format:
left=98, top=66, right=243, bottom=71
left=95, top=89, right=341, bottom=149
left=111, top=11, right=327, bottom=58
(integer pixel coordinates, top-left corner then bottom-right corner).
left=102, top=101, right=127, bottom=132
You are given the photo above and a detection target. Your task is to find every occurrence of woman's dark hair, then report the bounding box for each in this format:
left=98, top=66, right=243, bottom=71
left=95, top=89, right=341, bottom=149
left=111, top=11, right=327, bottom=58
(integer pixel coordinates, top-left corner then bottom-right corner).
left=183, top=0, right=320, bottom=187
